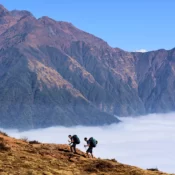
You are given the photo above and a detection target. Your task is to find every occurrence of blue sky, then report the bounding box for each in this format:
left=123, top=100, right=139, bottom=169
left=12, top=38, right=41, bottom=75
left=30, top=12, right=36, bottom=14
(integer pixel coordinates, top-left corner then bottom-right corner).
left=1, top=0, right=175, bottom=51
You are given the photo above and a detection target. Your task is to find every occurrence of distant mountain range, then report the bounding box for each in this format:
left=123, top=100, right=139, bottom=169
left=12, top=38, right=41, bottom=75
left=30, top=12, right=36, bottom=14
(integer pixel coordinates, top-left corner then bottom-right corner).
left=0, top=4, right=175, bottom=129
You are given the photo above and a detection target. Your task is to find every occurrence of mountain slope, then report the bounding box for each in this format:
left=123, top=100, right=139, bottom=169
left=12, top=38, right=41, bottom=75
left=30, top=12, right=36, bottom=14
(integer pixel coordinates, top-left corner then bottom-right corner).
left=0, top=46, right=118, bottom=129
left=134, top=49, right=175, bottom=113
left=0, top=132, right=172, bottom=175
left=0, top=4, right=175, bottom=129
left=0, top=5, right=121, bottom=129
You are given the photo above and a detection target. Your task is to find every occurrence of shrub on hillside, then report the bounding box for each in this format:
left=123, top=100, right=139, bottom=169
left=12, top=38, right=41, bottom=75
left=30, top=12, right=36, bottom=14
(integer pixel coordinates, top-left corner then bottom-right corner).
left=0, top=130, right=8, bottom=137
left=29, top=140, right=40, bottom=144
left=0, top=138, right=10, bottom=151
left=20, top=136, right=28, bottom=142
left=147, top=168, right=159, bottom=171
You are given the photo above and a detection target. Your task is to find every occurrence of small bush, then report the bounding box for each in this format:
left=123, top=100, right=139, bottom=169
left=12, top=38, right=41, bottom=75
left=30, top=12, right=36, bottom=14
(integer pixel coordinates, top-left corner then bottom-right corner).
left=29, top=140, right=40, bottom=144
left=0, top=141, right=10, bottom=151
left=147, top=168, right=159, bottom=171
left=0, top=137, right=4, bottom=142
left=20, top=136, right=28, bottom=142
left=85, top=160, right=114, bottom=173
left=16, top=142, right=22, bottom=145
left=84, top=167, right=98, bottom=173
left=0, top=131, right=8, bottom=137
left=95, top=161, right=114, bottom=170
left=109, top=158, right=117, bottom=162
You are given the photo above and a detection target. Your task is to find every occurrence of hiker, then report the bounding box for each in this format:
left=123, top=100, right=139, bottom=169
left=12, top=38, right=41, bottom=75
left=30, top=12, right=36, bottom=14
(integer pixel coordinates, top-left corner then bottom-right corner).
left=84, top=137, right=98, bottom=158
left=68, top=135, right=80, bottom=153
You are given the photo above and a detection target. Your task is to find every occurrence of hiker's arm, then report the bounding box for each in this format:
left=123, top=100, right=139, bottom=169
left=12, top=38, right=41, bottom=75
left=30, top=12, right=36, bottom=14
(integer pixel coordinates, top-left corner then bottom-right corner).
left=68, top=139, right=73, bottom=144
left=84, top=143, right=90, bottom=147
left=68, top=140, right=72, bottom=145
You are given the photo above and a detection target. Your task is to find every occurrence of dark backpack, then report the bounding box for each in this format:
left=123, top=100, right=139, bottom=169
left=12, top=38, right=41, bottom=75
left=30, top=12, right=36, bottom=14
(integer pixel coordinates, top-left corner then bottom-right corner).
left=72, top=135, right=80, bottom=144
left=89, top=137, right=98, bottom=147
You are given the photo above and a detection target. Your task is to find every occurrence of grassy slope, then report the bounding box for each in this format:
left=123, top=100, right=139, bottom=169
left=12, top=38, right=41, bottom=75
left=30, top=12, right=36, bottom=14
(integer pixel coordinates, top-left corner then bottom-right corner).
left=0, top=133, right=173, bottom=175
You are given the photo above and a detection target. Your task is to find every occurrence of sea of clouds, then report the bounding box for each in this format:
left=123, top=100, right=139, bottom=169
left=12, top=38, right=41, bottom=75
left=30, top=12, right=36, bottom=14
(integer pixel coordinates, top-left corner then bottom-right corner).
left=1, top=113, right=175, bottom=173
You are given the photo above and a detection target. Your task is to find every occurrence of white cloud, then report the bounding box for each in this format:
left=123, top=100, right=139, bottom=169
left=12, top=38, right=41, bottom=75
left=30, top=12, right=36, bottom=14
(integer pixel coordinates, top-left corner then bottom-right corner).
left=1, top=113, right=175, bottom=174
left=135, top=49, right=147, bottom=53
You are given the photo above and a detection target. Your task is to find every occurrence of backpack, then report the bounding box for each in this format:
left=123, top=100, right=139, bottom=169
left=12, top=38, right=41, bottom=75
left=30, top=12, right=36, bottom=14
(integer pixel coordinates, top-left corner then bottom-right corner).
left=89, top=137, right=98, bottom=147
left=72, top=135, right=80, bottom=144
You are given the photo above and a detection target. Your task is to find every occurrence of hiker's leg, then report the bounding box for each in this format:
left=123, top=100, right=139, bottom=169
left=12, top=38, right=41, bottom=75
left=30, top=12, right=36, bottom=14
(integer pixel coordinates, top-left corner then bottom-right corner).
left=86, top=151, right=88, bottom=157
left=86, top=147, right=91, bottom=158
left=73, top=143, right=76, bottom=153
left=89, top=147, right=93, bottom=158
left=86, top=152, right=89, bottom=158
left=70, top=144, right=74, bottom=152
left=70, top=145, right=73, bottom=152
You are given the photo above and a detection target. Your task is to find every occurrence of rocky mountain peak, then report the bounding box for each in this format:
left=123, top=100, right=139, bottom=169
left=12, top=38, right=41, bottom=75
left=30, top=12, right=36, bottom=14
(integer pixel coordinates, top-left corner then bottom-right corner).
left=10, top=10, right=33, bottom=20
left=0, top=4, right=9, bottom=16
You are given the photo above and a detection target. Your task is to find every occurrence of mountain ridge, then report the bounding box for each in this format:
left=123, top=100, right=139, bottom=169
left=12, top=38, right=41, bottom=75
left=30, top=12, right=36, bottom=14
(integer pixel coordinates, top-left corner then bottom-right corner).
left=0, top=4, right=174, bottom=52
left=0, top=4, right=175, bottom=129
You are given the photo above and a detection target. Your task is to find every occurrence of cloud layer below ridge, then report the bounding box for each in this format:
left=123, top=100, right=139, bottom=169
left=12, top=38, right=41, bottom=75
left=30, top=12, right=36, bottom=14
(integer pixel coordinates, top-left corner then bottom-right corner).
left=2, top=113, right=175, bottom=173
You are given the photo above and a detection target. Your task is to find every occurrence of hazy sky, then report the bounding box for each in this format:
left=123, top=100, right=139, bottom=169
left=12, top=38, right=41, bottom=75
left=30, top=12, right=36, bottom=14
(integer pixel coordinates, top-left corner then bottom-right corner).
left=2, top=113, right=175, bottom=174
left=1, top=0, right=175, bottom=52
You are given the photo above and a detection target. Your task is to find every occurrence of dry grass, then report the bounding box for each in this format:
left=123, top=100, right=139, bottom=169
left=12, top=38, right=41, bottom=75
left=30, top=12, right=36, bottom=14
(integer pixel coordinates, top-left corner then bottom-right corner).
left=0, top=132, right=173, bottom=175
left=28, top=59, right=86, bottom=99
left=28, top=59, right=70, bottom=88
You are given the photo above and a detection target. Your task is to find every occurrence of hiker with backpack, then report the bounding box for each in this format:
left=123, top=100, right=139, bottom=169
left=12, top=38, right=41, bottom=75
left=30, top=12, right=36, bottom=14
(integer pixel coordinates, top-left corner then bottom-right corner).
left=68, top=135, right=80, bottom=153
left=84, top=137, right=98, bottom=158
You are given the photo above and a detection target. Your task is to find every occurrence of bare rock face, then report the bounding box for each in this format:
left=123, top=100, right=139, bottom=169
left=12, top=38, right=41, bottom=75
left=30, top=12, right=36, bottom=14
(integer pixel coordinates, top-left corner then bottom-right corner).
left=0, top=4, right=174, bottom=129
left=134, top=49, right=175, bottom=113
left=0, top=4, right=8, bottom=16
